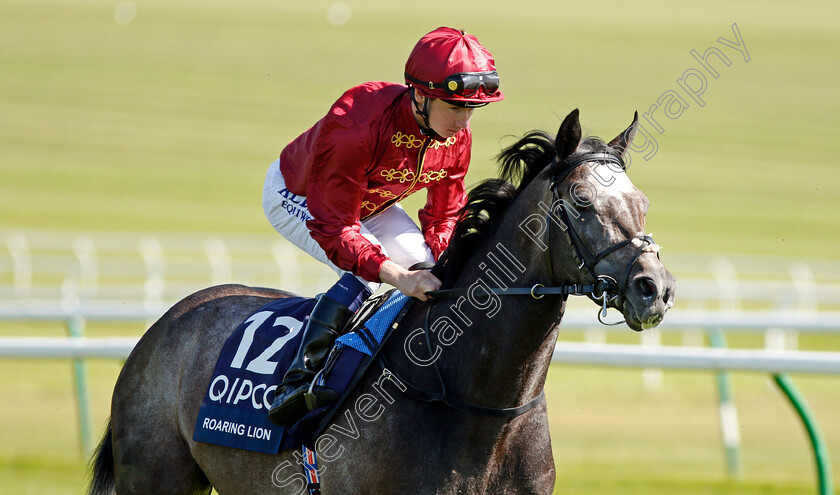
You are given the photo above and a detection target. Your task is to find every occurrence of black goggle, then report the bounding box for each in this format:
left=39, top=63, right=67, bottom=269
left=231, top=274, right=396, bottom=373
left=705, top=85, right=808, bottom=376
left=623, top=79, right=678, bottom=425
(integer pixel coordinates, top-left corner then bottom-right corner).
left=406, top=71, right=500, bottom=98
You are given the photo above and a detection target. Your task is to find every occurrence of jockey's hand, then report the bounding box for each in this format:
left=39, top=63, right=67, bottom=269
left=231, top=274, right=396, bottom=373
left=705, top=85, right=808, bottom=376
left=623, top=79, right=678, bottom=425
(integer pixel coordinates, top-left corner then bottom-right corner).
left=378, top=260, right=441, bottom=301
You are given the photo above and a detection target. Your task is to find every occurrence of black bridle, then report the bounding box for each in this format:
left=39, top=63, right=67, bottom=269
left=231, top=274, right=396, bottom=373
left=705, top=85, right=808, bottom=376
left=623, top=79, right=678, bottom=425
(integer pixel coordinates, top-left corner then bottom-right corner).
left=389, top=151, right=659, bottom=418
left=546, top=151, right=658, bottom=324
left=428, top=151, right=658, bottom=324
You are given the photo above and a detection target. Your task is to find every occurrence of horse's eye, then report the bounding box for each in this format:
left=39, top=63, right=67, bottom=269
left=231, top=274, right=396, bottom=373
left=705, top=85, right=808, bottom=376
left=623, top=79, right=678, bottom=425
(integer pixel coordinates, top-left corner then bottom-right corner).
left=572, top=196, right=592, bottom=211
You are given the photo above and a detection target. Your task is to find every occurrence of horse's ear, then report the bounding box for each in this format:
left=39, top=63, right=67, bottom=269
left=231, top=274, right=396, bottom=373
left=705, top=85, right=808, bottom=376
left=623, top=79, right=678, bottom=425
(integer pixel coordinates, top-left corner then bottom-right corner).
left=555, top=109, right=581, bottom=159
left=608, top=111, right=639, bottom=158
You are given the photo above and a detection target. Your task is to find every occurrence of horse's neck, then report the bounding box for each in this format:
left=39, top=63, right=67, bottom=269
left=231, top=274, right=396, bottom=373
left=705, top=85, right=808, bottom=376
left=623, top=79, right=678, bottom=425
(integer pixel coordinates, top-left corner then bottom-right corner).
left=431, top=184, right=573, bottom=407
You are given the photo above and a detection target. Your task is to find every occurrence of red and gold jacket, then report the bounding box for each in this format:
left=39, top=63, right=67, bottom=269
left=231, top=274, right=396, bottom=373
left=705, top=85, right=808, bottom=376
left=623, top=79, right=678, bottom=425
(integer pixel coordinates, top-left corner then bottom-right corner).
left=279, top=82, right=471, bottom=282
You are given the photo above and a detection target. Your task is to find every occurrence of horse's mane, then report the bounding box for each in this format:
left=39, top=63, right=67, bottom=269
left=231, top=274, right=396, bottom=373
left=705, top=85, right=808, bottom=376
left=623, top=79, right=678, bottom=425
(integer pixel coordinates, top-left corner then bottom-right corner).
left=435, top=131, right=613, bottom=287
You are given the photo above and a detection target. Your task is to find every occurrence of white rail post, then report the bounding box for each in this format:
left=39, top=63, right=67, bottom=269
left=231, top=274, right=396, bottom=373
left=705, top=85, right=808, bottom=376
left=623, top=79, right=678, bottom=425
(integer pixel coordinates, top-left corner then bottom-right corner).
left=72, top=236, right=99, bottom=300
left=680, top=301, right=706, bottom=348
left=784, top=261, right=815, bottom=349
left=205, top=238, right=231, bottom=285
left=6, top=233, right=32, bottom=298
left=584, top=326, right=607, bottom=344
left=66, top=315, right=94, bottom=457
left=710, top=257, right=743, bottom=478
left=711, top=257, right=740, bottom=312
left=272, top=242, right=301, bottom=291
left=708, top=329, right=743, bottom=478
left=139, top=237, right=165, bottom=322
left=61, top=271, right=93, bottom=457
left=62, top=274, right=80, bottom=312
left=789, top=262, right=816, bottom=314
left=640, top=330, right=663, bottom=391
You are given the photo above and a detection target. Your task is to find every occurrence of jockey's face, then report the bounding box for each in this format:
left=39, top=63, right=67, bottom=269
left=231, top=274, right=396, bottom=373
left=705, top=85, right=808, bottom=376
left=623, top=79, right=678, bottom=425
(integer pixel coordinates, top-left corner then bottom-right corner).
left=414, top=94, right=474, bottom=139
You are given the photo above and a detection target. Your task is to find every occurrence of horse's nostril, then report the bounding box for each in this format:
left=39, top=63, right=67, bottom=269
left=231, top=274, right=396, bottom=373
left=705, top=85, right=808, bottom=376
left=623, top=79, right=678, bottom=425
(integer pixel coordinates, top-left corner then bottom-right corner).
left=635, top=277, right=657, bottom=299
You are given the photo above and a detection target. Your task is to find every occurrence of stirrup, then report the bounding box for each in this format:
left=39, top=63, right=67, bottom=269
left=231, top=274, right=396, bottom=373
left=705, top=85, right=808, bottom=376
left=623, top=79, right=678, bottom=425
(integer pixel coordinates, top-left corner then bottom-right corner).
left=304, top=369, right=334, bottom=410
left=268, top=380, right=338, bottom=426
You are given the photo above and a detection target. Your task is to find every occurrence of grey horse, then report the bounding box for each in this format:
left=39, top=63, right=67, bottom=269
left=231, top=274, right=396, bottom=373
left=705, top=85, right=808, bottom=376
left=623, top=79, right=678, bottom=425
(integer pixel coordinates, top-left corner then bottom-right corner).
left=89, top=109, right=675, bottom=495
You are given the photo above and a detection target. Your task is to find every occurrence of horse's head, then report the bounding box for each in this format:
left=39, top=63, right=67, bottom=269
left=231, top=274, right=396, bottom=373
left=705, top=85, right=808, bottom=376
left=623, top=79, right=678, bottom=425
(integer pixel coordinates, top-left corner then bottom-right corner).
left=550, top=109, right=676, bottom=331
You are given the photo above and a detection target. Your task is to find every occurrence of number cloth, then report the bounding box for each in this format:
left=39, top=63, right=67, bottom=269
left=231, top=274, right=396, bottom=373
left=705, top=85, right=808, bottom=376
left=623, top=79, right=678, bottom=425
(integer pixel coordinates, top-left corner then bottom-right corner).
left=193, top=297, right=316, bottom=453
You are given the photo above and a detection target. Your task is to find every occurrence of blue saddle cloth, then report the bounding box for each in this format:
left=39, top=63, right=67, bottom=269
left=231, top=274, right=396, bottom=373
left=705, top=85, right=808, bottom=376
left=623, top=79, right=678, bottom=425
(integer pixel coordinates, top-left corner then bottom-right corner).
left=193, top=291, right=409, bottom=454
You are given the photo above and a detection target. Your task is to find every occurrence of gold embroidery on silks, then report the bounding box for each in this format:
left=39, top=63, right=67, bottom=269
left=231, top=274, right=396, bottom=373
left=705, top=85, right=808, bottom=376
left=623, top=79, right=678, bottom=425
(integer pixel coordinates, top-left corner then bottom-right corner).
left=368, top=188, right=398, bottom=199
left=378, top=168, right=449, bottom=184
left=419, top=169, right=448, bottom=183
left=380, top=168, right=416, bottom=183
left=390, top=132, right=424, bottom=149
left=429, top=136, right=457, bottom=149
left=360, top=201, right=377, bottom=212
left=380, top=168, right=448, bottom=184
left=390, top=132, right=455, bottom=150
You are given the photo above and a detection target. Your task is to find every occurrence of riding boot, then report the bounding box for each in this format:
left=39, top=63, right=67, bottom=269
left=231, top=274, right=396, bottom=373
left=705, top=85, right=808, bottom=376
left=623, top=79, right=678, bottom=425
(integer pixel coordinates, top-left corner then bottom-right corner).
left=267, top=295, right=353, bottom=426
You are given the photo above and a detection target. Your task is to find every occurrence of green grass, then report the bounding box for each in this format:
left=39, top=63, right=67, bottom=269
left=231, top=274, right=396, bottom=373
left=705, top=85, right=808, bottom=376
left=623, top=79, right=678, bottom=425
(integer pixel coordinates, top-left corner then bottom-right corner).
left=1, top=350, right=839, bottom=494
left=2, top=0, right=840, bottom=493
left=2, top=0, right=839, bottom=257
left=1, top=323, right=839, bottom=495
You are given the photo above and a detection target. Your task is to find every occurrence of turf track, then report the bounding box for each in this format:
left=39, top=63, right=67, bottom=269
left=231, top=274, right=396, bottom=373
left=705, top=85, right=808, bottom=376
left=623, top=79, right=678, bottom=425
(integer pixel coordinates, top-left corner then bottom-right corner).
left=1, top=1, right=838, bottom=493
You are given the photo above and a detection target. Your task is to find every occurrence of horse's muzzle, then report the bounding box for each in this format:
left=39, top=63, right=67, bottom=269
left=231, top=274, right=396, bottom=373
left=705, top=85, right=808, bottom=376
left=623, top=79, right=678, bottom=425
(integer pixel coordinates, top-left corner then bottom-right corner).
left=621, top=261, right=676, bottom=332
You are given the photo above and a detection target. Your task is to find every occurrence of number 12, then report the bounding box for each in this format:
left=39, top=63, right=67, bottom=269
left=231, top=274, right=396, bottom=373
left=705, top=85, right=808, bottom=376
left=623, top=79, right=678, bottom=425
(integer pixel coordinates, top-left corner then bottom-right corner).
left=229, top=311, right=304, bottom=375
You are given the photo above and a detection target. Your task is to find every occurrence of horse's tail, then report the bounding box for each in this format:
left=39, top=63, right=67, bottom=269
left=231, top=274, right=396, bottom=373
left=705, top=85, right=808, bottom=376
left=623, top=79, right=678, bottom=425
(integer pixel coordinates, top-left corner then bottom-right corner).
left=88, top=419, right=115, bottom=495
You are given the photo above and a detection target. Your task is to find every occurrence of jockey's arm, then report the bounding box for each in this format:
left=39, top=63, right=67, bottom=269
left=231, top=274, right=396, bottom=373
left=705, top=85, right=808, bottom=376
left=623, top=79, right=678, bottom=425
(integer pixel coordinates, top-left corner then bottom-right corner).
left=378, top=259, right=441, bottom=301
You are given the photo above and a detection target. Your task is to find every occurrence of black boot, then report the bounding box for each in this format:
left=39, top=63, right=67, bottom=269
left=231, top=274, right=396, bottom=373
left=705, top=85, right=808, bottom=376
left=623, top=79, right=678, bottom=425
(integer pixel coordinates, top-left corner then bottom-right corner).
left=268, top=295, right=353, bottom=426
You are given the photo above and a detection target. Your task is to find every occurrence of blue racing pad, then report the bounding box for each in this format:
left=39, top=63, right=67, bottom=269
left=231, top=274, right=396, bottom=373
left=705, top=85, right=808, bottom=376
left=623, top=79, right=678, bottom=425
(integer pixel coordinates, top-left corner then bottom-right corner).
left=335, top=291, right=408, bottom=355
left=193, top=297, right=315, bottom=454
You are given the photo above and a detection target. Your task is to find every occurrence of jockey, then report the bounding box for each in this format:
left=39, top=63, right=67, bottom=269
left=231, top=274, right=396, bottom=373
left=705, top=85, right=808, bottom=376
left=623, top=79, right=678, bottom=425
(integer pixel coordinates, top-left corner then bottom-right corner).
left=262, top=26, right=503, bottom=425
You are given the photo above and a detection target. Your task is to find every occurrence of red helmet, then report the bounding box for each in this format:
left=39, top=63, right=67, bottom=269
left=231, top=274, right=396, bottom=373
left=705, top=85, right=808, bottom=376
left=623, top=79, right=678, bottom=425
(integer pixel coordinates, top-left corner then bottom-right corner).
left=405, top=27, right=504, bottom=105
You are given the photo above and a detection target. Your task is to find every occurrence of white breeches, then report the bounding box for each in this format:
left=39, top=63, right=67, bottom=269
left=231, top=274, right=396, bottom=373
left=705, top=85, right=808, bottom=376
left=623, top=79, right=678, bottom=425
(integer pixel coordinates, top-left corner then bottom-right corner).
left=262, top=161, right=435, bottom=291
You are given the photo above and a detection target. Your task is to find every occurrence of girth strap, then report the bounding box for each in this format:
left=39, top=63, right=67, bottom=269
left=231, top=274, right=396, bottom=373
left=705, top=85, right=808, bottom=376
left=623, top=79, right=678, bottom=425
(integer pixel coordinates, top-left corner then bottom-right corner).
left=443, top=390, right=546, bottom=418
left=376, top=357, right=545, bottom=418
